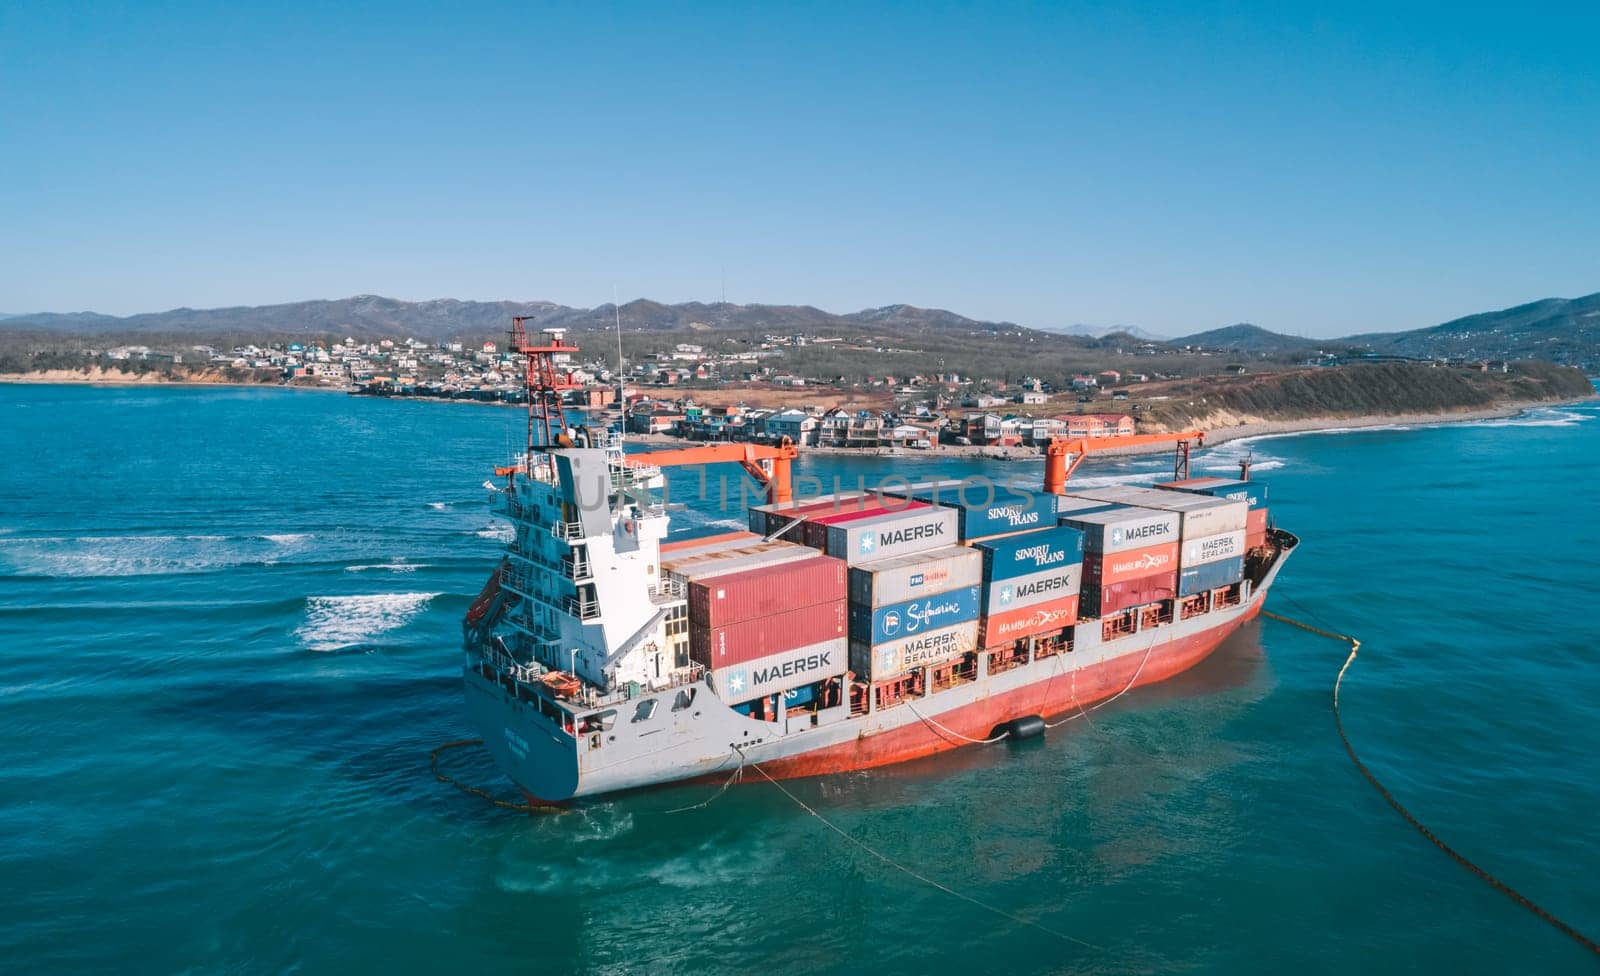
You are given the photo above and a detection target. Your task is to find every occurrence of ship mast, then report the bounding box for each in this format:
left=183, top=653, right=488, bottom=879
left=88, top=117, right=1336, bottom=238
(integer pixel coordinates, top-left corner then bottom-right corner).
left=509, top=316, right=582, bottom=460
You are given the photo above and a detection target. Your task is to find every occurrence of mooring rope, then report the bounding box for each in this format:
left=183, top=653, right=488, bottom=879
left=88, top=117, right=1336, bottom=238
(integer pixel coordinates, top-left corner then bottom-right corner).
left=429, top=738, right=560, bottom=815
left=1044, top=638, right=1157, bottom=729
left=744, top=760, right=1100, bottom=950
left=1261, top=608, right=1600, bottom=957
left=906, top=699, right=1009, bottom=744
left=663, top=749, right=749, bottom=813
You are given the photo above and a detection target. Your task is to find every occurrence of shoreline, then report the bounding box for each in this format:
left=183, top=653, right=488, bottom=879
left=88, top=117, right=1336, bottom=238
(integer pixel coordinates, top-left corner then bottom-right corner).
left=630, top=395, right=1595, bottom=461
left=3, top=375, right=1591, bottom=455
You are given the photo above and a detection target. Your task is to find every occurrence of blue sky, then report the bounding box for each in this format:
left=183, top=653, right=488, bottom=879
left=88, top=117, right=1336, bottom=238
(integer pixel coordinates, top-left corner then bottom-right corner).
left=2, top=1, right=1596, bottom=337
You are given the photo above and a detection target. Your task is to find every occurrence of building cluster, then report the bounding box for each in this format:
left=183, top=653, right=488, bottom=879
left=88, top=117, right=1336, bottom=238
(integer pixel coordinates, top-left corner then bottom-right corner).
left=626, top=396, right=1136, bottom=450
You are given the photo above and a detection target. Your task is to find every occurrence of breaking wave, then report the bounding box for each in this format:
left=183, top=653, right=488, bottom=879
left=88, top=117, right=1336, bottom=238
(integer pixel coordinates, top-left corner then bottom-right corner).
left=0, top=533, right=291, bottom=578
left=475, top=525, right=514, bottom=542
left=295, top=592, right=440, bottom=652
left=344, top=562, right=425, bottom=573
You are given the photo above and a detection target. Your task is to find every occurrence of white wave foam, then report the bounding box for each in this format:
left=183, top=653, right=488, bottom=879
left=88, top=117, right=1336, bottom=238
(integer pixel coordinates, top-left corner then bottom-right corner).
left=263, top=533, right=311, bottom=545
left=427, top=502, right=448, bottom=511
left=296, top=592, right=440, bottom=651
left=0, top=534, right=277, bottom=577
left=476, top=525, right=514, bottom=542
left=344, top=562, right=424, bottom=573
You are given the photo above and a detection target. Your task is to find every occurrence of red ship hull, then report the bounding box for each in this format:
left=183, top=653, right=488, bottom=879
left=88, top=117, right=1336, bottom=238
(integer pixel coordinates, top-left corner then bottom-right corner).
left=756, top=596, right=1263, bottom=780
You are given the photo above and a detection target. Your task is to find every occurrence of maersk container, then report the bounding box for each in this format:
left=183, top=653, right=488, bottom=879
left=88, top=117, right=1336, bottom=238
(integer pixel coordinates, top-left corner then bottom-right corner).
left=803, top=499, right=924, bottom=549
left=847, top=545, right=982, bottom=607
left=1178, top=556, right=1245, bottom=597
left=978, top=593, right=1079, bottom=645
left=975, top=524, right=1083, bottom=582
left=981, top=563, right=1082, bottom=616
left=688, top=556, right=847, bottom=629
left=824, top=506, right=959, bottom=565
left=1182, top=530, right=1246, bottom=567
left=848, top=620, right=980, bottom=679
left=708, top=636, right=847, bottom=704
left=1067, top=487, right=1246, bottom=537
left=1062, top=506, right=1181, bottom=554
left=1156, top=477, right=1269, bottom=511
left=690, top=600, right=848, bottom=669
left=849, top=584, right=980, bottom=645
left=1080, top=571, right=1178, bottom=617
left=1081, top=542, right=1181, bottom=586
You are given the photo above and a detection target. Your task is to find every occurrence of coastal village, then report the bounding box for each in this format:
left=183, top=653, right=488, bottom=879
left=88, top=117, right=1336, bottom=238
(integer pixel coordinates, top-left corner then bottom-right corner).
left=115, top=333, right=1148, bottom=450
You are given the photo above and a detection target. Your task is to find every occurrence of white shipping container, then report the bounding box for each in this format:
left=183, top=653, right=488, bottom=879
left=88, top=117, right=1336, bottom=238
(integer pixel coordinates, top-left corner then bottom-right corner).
left=1067, top=487, right=1247, bottom=538
left=708, top=637, right=847, bottom=704
left=1181, top=530, right=1247, bottom=567
left=825, top=506, right=960, bottom=565
left=1061, top=506, right=1181, bottom=554
left=848, top=620, right=980, bottom=678
left=848, top=546, right=982, bottom=607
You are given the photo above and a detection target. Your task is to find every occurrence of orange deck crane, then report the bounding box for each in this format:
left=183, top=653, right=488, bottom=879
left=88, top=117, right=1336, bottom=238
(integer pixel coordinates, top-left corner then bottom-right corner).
left=624, top=437, right=800, bottom=505
left=1043, top=430, right=1206, bottom=494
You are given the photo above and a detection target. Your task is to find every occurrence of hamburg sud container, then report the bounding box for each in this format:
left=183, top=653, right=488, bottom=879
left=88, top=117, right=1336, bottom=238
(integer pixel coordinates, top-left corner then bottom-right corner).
left=687, top=557, right=850, bottom=703
left=824, top=505, right=959, bottom=565
left=973, top=525, right=1084, bottom=644
left=849, top=620, right=980, bottom=681
left=1063, top=506, right=1181, bottom=616
left=848, top=545, right=982, bottom=607
left=897, top=482, right=1060, bottom=542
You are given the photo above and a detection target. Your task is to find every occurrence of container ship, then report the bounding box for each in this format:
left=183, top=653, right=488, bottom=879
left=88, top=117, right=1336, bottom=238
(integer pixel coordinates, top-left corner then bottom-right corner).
left=462, top=324, right=1297, bottom=802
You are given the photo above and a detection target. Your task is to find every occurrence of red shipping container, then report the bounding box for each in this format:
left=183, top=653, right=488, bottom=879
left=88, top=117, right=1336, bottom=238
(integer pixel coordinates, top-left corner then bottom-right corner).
left=688, top=556, right=848, bottom=628
left=760, top=494, right=880, bottom=535
left=1082, top=542, right=1180, bottom=586
left=1084, top=571, right=1178, bottom=616
left=1245, top=508, right=1268, bottom=550
left=802, top=499, right=927, bottom=549
left=660, top=530, right=758, bottom=555
left=690, top=600, right=849, bottom=668
left=979, top=594, right=1079, bottom=645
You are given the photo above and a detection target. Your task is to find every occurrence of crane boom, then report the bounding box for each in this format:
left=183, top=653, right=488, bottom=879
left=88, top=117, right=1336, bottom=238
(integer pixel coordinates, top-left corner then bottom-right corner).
left=625, top=437, right=799, bottom=505
left=1043, top=430, right=1206, bottom=494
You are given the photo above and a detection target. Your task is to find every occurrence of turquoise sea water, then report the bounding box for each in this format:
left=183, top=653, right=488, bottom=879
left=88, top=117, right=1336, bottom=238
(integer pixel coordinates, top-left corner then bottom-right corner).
left=2, top=384, right=1597, bottom=974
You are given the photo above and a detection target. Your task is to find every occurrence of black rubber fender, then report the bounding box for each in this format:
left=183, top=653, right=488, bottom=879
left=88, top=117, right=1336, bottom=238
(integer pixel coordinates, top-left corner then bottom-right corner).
left=1005, top=715, right=1046, bottom=740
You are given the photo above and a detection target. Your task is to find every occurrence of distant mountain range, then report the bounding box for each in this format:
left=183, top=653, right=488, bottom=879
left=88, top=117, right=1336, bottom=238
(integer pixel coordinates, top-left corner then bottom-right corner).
left=3, top=291, right=1597, bottom=368
left=0, top=295, right=1029, bottom=342
left=1174, top=293, right=1600, bottom=368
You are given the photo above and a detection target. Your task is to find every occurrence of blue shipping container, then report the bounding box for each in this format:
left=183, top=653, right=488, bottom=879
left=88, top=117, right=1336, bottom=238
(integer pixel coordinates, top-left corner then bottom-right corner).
left=1166, top=479, right=1268, bottom=511
left=902, top=484, right=1059, bottom=540
left=975, top=525, right=1084, bottom=582
left=1177, top=556, right=1245, bottom=596
left=849, top=584, right=981, bottom=645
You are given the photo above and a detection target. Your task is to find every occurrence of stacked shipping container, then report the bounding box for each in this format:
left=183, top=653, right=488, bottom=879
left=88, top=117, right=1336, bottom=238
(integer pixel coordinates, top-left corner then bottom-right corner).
left=1155, top=477, right=1270, bottom=550
left=972, top=524, right=1084, bottom=644
left=1061, top=506, right=1181, bottom=616
left=892, top=482, right=1060, bottom=542
left=845, top=545, right=982, bottom=681
left=1066, top=486, right=1249, bottom=599
left=685, top=555, right=849, bottom=705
